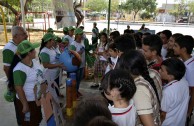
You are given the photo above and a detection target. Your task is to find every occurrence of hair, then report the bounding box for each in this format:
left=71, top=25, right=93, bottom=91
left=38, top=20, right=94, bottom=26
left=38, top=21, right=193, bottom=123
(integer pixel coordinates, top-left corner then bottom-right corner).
left=134, top=32, right=142, bottom=49
left=143, top=34, right=163, bottom=56
left=108, top=42, right=117, bottom=52
left=175, top=35, right=194, bottom=54
left=143, top=32, right=151, bottom=36
left=114, top=34, right=136, bottom=53
left=87, top=116, right=118, bottom=126
left=161, top=30, right=172, bottom=39
left=110, top=31, right=120, bottom=40
left=161, top=58, right=186, bottom=81
left=11, top=26, right=24, bottom=37
left=39, top=39, right=48, bottom=63
left=8, top=50, right=34, bottom=90
left=118, top=50, right=160, bottom=104
left=156, top=31, right=161, bottom=36
left=171, top=33, right=183, bottom=40
left=74, top=96, right=111, bottom=126
left=101, top=69, right=136, bottom=101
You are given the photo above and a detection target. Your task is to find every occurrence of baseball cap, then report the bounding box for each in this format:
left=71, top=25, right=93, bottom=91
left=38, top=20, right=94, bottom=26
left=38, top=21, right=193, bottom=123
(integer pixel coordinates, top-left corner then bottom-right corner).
left=43, top=33, right=55, bottom=43
left=63, top=27, right=68, bottom=32
left=17, top=40, right=40, bottom=55
left=68, top=26, right=75, bottom=31
left=47, top=28, right=54, bottom=33
left=74, top=28, right=84, bottom=35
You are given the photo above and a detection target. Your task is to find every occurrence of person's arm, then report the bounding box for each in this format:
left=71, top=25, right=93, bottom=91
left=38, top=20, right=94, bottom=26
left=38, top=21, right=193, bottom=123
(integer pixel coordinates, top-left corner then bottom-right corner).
left=139, top=114, right=155, bottom=126
left=3, top=49, right=14, bottom=78
left=188, top=87, right=194, bottom=116
left=160, top=111, right=167, bottom=124
left=3, top=66, right=10, bottom=79
left=42, top=62, right=63, bottom=69
left=15, top=86, right=29, bottom=113
left=13, top=70, right=29, bottom=113
left=39, top=52, right=64, bottom=69
left=133, top=85, right=155, bottom=126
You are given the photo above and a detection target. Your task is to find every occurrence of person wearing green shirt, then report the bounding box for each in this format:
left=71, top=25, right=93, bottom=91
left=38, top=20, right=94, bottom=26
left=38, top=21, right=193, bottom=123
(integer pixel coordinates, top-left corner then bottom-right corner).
left=3, top=26, right=28, bottom=126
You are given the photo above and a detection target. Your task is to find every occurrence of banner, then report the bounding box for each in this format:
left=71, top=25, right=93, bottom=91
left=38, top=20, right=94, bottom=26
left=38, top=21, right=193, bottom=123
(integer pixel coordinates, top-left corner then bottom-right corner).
left=52, top=0, right=76, bottom=29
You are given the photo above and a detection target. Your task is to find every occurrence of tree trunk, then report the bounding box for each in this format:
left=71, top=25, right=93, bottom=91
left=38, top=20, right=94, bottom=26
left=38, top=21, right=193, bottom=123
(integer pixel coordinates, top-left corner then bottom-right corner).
left=133, top=10, right=139, bottom=22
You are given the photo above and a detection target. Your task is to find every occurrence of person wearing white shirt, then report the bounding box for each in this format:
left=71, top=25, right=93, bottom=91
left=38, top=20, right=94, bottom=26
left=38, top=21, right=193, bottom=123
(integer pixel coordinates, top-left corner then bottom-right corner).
left=101, top=69, right=137, bottom=126
left=159, top=58, right=189, bottom=126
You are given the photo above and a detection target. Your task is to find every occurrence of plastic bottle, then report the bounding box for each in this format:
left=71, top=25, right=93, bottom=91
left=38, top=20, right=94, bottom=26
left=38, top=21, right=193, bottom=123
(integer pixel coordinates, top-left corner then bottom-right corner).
left=24, top=112, right=30, bottom=121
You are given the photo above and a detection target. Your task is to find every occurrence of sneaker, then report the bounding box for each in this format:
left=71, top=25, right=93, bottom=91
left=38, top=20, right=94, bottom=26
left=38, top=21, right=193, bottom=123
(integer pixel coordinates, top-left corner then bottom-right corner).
left=90, top=83, right=99, bottom=88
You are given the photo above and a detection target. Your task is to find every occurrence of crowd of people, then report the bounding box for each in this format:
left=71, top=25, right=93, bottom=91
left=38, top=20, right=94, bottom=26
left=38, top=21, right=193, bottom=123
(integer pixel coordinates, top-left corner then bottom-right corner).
left=2, top=23, right=194, bottom=126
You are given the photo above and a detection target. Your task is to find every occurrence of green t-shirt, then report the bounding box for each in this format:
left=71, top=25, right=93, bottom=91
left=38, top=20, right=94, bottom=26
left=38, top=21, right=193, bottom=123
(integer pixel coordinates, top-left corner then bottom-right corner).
left=39, top=53, right=50, bottom=63
left=3, top=49, right=15, bottom=65
left=13, top=70, right=26, bottom=86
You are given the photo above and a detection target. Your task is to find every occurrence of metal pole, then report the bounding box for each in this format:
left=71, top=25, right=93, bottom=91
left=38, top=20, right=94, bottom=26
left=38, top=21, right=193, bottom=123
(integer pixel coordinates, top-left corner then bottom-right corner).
left=107, top=0, right=111, bottom=35
left=20, top=0, right=26, bottom=29
left=0, top=6, right=8, bottom=42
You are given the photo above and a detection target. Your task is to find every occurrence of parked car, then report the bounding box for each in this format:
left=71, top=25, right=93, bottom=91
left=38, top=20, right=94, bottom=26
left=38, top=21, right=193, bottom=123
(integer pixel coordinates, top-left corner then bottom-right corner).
left=177, top=17, right=188, bottom=23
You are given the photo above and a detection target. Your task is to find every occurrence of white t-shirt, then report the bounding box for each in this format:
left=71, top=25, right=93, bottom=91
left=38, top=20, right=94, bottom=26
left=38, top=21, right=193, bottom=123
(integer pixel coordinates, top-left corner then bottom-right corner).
left=65, top=35, right=75, bottom=45
left=71, top=41, right=85, bottom=68
left=109, top=100, right=136, bottom=126
left=13, top=59, right=44, bottom=101
left=105, top=56, right=118, bottom=74
left=161, top=79, right=189, bottom=126
left=184, top=56, right=194, bottom=87
left=161, top=45, right=167, bottom=60
left=40, top=47, right=60, bottom=81
left=98, top=42, right=108, bottom=61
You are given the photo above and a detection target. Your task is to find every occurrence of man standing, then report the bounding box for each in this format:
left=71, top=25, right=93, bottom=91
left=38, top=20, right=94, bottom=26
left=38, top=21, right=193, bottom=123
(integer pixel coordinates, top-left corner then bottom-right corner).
left=3, top=26, right=28, bottom=126
left=92, top=22, right=99, bottom=49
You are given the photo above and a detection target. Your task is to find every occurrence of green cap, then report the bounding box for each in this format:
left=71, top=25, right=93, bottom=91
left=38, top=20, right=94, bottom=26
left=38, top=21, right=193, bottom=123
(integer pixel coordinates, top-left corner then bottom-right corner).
left=63, top=27, right=68, bottom=32
left=74, top=28, right=84, bottom=35
left=62, top=37, right=69, bottom=43
left=54, top=36, right=62, bottom=43
left=68, top=26, right=75, bottom=31
left=4, top=90, right=16, bottom=102
left=17, top=40, right=40, bottom=55
left=47, top=28, right=54, bottom=33
left=43, top=33, right=55, bottom=43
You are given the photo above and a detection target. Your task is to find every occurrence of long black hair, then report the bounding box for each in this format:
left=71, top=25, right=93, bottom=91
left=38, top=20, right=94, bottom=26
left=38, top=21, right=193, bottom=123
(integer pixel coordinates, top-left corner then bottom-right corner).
left=38, top=38, right=47, bottom=63
left=118, top=50, right=160, bottom=104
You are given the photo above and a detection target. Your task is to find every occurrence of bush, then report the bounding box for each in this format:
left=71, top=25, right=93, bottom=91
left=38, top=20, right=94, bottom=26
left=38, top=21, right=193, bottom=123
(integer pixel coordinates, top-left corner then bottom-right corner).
left=140, top=12, right=153, bottom=20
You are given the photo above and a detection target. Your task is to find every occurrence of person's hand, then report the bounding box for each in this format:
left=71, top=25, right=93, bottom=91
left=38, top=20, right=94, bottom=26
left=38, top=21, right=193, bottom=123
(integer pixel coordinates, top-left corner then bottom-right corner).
left=58, top=63, right=66, bottom=70
left=22, top=102, right=29, bottom=113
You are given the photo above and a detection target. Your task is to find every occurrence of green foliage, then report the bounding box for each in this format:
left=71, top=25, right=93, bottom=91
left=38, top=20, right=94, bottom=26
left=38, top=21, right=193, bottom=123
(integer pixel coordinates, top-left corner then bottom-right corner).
left=120, top=0, right=157, bottom=21
left=86, top=0, right=107, bottom=12
left=140, top=11, right=153, bottom=19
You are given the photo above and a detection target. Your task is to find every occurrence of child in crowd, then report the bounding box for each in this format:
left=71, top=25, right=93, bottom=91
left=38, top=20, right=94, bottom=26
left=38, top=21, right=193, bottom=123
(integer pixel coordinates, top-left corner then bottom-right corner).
left=160, top=30, right=172, bottom=59
left=74, top=96, right=113, bottom=126
left=159, top=58, right=189, bottom=126
left=59, top=37, right=69, bottom=52
left=142, top=34, right=163, bottom=71
left=166, top=33, right=183, bottom=58
left=105, top=42, right=119, bottom=74
left=173, top=35, right=194, bottom=121
left=118, top=50, right=161, bottom=126
left=101, top=69, right=137, bottom=126
left=91, top=32, right=109, bottom=88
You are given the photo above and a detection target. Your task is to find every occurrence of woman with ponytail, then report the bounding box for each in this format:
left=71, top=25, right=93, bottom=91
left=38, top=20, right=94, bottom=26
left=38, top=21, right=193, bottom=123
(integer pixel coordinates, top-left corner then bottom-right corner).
left=118, top=50, right=162, bottom=126
left=39, top=33, right=65, bottom=96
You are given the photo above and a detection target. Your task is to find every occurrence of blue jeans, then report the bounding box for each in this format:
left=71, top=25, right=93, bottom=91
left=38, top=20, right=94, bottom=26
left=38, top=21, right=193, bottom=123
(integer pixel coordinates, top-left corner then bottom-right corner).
left=76, top=68, right=84, bottom=91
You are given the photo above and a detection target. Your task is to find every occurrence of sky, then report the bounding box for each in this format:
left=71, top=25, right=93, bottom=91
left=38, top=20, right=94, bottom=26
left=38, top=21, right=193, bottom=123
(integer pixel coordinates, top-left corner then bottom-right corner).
left=156, top=0, right=177, bottom=7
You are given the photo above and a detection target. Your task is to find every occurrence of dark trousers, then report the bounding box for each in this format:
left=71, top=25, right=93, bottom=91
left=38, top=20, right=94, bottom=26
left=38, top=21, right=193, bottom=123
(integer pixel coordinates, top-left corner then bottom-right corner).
left=16, top=98, right=42, bottom=126
left=14, top=97, right=22, bottom=125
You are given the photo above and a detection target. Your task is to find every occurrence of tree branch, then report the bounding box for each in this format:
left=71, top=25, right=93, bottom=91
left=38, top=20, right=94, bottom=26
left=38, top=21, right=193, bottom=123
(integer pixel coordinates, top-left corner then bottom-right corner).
left=0, top=1, right=18, bottom=15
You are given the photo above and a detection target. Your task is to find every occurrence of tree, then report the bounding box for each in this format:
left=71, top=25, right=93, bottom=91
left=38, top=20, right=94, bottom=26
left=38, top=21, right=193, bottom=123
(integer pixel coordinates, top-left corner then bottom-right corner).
left=86, top=0, right=107, bottom=12
left=0, top=0, right=33, bottom=25
left=121, top=0, right=157, bottom=21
